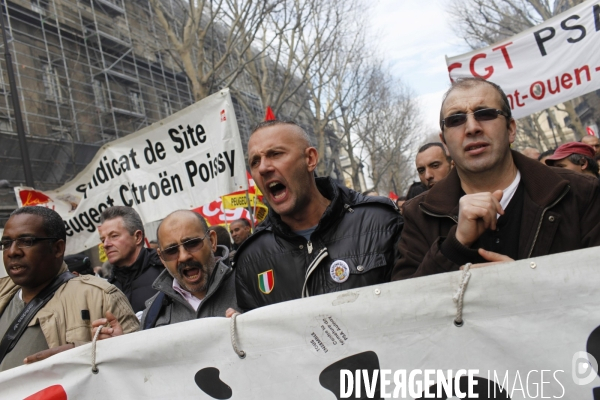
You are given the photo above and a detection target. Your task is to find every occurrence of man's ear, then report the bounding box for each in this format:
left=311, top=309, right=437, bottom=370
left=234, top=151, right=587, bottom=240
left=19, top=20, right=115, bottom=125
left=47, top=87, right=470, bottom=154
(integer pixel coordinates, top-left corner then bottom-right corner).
left=507, top=118, right=517, bottom=144
left=581, top=159, right=589, bottom=171
left=305, top=147, right=319, bottom=173
left=439, top=132, right=446, bottom=145
left=53, top=239, right=66, bottom=260
left=133, top=230, right=144, bottom=246
left=208, top=229, right=218, bottom=252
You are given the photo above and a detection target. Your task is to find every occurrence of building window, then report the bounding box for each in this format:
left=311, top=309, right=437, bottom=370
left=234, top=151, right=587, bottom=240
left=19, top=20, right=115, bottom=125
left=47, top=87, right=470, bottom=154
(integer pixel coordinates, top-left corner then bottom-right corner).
left=129, top=90, right=144, bottom=115
left=0, top=117, right=12, bottom=133
left=0, top=72, right=7, bottom=94
left=42, top=63, right=62, bottom=103
left=161, top=95, right=172, bottom=118
left=31, top=0, right=48, bottom=14
left=92, top=80, right=107, bottom=112
left=105, top=0, right=123, bottom=7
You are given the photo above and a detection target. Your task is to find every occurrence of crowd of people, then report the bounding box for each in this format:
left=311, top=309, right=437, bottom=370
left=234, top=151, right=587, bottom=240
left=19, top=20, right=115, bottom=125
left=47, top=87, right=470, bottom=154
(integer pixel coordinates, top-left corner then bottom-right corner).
left=0, top=77, right=599, bottom=372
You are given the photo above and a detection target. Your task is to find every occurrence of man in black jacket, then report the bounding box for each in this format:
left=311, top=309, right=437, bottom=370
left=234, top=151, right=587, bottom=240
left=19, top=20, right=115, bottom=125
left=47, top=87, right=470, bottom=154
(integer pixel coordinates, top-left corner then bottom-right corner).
left=233, top=121, right=403, bottom=311
left=98, top=206, right=163, bottom=314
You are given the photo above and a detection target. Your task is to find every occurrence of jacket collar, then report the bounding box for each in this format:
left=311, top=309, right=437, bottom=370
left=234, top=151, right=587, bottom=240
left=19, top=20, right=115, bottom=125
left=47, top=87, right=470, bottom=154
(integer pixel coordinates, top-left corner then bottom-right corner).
left=420, top=150, right=570, bottom=215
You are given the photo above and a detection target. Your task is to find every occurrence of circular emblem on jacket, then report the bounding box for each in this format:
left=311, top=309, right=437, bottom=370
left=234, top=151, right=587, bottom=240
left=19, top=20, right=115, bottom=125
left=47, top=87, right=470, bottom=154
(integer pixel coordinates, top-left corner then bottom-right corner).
left=330, top=260, right=350, bottom=283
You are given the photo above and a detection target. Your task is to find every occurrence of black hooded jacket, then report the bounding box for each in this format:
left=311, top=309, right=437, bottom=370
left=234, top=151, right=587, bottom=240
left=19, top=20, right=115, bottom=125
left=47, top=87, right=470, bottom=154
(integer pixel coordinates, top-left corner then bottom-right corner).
left=108, top=247, right=164, bottom=313
left=233, top=177, right=403, bottom=311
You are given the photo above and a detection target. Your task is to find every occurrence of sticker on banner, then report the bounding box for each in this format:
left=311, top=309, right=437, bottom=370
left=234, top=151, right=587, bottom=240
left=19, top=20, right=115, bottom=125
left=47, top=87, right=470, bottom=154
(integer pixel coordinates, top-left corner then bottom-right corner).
left=305, top=314, right=350, bottom=359
left=330, top=260, right=350, bottom=283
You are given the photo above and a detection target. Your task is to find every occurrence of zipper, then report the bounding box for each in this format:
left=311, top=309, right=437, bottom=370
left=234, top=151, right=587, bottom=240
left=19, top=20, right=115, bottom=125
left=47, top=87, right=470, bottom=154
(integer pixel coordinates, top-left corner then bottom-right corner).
left=419, top=204, right=458, bottom=223
left=301, top=247, right=328, bottom=298
left=307, top=241, right=313, bottom=254
left=527, top=185, right=570, bottom=258
left=344, top=204, right=354, bottom=213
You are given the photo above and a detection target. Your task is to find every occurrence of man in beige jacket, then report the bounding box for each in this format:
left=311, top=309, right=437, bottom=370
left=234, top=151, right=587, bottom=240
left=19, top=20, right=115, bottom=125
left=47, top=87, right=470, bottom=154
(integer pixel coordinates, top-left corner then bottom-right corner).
left=0, top=206, right=138, bottom=371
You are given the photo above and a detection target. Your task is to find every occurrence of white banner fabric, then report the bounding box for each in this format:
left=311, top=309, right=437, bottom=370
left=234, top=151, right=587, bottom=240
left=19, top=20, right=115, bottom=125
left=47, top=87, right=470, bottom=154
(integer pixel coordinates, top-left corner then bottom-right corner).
left=14, top=89, right=247, bottom=255
left=446, top=0, right=600, bottom=119
left=0, top=247, right=599, bottom=399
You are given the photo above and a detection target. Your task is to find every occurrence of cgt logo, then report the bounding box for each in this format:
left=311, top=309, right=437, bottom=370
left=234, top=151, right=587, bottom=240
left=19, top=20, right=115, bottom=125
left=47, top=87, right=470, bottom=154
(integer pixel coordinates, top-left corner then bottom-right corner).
left=572, top=351, right=599, bottom=386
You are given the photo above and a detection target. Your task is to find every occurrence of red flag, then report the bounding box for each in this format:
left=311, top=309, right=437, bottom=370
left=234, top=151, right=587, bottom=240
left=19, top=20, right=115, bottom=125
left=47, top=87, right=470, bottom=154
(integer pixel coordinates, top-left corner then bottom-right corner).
left=265, top=106, right=276, bottom=121
left=389, top=191, right=398, bottom=201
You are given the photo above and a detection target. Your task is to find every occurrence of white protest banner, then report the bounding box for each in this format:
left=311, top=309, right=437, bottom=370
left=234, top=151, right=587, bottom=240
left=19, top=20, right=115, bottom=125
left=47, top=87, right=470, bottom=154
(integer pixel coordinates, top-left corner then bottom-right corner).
left=446, top=0, right=600, bottom=119
left=1, top=247, right=598, bottom=399
left=14, top=89, right=247, bottom=255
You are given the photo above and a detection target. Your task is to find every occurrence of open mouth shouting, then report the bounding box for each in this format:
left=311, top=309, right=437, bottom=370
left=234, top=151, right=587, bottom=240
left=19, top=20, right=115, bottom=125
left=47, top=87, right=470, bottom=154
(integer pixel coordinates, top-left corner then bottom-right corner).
left=177, top=261, right=205, bottom=285
left=267, top=181, right=288, bottom=203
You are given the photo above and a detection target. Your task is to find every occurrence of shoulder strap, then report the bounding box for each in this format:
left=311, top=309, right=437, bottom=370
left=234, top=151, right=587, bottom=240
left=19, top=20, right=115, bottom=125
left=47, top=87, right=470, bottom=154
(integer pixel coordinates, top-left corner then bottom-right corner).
left=0, top=271, right=75, bottom=363
left=143, top=292, right=166, bottom=330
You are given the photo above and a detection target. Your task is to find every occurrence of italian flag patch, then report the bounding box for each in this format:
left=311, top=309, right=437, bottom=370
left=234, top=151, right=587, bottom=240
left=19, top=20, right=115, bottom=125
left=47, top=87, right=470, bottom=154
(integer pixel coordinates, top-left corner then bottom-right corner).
left=258, top=270, right=274, bottom=294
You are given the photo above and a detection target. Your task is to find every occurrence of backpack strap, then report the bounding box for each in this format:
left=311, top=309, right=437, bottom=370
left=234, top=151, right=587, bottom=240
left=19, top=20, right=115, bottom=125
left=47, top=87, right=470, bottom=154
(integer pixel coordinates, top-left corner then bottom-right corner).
left=143, top=292, right=166, bottom=330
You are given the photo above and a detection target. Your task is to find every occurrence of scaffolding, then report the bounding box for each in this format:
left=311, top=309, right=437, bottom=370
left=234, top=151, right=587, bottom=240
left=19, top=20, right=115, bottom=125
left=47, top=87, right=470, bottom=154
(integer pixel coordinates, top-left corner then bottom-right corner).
left=0, top=0, right=317, bottom=225
left=0, top=0, right=197, bottom=192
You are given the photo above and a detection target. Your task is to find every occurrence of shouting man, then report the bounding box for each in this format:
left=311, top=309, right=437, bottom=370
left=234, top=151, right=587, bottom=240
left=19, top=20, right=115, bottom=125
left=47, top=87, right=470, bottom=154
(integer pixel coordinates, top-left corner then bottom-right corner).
left=234, top=121, right=402, bottom=311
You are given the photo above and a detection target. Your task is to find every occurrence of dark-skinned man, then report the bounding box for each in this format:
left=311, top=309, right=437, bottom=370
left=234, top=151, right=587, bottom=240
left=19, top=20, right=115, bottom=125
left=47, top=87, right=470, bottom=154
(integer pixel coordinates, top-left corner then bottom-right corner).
left=0, top=207, right=138, bottom=371
left=393, top=77, right=600, bottom=280
left=233, top=120, right=402, bottom=311
left=93, top=210, right=237, bottom=337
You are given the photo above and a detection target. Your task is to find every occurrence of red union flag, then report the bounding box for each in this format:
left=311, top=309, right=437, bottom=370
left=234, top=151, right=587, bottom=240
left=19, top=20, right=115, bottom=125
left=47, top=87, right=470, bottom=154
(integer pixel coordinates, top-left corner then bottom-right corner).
left=258, top=270, right=274, bottom=294
left=446, top=0, right=600, bottom=119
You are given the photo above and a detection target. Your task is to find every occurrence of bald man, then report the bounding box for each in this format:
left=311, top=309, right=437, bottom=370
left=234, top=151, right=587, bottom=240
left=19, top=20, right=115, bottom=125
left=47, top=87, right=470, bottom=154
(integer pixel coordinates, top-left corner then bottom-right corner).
left=93, top=210, right=237, bottom=335
left=233, top=120, right=403, bottom=311
left=581, top=135, right=600, bottom=156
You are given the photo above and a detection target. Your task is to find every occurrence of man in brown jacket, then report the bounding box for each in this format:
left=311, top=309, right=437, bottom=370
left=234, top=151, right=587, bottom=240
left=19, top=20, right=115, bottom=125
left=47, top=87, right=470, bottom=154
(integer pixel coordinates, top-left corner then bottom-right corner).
left=392, top=78, right=600, bottom=280
left=0, top=206, right=138, bottom=371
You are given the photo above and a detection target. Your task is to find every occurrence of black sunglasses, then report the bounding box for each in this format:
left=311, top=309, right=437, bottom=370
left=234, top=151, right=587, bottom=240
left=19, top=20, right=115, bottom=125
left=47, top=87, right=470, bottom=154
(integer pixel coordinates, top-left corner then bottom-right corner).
left=158, top=235, right=207, bottom=261
left=441, top=108, right=508, bottom=129
left=0, top=237, right=59, bottom=251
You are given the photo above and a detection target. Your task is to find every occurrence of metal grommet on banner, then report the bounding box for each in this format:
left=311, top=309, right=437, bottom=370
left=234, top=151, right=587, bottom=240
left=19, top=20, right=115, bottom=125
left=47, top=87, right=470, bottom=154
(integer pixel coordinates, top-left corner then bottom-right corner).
left=453, top=263, right=472, bottom=327
left=230, top=313, right=246, bottom=359
left=530, top=262, right=537, bottom=269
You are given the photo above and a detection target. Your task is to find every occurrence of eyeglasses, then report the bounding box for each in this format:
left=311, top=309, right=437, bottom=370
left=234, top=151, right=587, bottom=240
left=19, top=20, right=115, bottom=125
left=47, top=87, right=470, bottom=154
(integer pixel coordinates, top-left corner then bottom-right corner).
left=0, top=237, right=59, bottom=251
left=441, top=108, right=508, bottom=129
left=158, top=235, right=207, bottom=261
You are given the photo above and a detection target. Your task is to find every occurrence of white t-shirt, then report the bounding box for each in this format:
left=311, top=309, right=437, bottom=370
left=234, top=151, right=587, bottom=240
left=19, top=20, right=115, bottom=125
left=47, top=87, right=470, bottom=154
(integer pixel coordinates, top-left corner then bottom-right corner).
left=498, top=170, right=521, bottom=218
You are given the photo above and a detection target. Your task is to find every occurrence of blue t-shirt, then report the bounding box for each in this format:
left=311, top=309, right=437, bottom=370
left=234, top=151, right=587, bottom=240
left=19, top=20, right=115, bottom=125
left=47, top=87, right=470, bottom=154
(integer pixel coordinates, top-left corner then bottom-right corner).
left=294, top=225, right=317, bottom=241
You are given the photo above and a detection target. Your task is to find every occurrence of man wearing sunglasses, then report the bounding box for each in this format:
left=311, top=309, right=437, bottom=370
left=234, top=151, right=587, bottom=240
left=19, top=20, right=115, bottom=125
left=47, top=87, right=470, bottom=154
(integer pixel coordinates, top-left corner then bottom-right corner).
left=392, top=77, right=600, bottom=280
left=0, top=206, right=138, bottom=371
left=92, top=210, right=237, bottom=336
